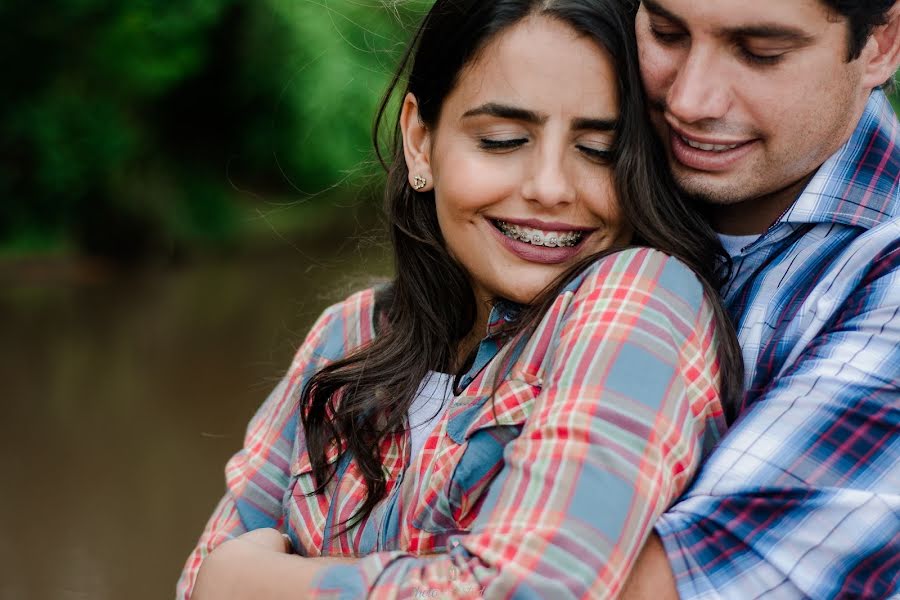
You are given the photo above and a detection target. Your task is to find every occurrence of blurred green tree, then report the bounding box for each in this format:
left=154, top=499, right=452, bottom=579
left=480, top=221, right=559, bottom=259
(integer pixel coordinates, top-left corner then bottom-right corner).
left=1, top=1, right=895, bottom=260
left=0, top=0, right=426, bottom=260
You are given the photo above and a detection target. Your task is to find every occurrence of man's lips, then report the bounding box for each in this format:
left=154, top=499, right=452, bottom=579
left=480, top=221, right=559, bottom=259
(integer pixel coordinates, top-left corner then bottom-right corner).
left=666, top=122, right=758, bottom=173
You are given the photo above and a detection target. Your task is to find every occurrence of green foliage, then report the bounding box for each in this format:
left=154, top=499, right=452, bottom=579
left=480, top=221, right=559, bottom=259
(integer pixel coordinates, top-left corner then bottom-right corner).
left=1, top=0, right=236, bottom=257
left=230, top=0, right=423, bottom=191
left=2, top=1, right=896, bottom=260
left=0, top=0, right=425, bottom=259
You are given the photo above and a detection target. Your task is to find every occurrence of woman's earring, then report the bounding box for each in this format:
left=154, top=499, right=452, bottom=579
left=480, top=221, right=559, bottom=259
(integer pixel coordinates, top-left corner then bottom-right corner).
left=412, top=175, right=427, bottom=191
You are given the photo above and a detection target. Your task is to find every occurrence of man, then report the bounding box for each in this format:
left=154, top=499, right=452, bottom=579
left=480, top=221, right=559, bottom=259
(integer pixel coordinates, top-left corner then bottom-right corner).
left=623, top=0, right=900, bottom=598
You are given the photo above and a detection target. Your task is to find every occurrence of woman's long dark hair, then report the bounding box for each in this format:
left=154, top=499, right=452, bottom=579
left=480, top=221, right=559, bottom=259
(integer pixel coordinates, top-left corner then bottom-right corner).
left=301, top=0, right=744, bottom=531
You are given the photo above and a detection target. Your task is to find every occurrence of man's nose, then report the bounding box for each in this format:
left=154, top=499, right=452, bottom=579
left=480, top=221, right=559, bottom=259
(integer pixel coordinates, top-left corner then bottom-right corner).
left=666, top=47, right=731, bottom=124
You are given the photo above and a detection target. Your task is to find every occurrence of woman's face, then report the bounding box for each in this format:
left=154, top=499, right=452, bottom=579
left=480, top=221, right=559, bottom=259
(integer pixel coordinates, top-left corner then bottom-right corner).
left=403, top=15, right=628, bottom=317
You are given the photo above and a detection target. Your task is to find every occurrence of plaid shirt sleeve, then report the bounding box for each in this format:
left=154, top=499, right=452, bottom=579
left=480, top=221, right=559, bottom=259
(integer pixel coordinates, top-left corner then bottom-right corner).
left=656, top=239, right=900, bottom=599
left=309, top=249, right=727, bottom=599
left=176, top=298, right=355, bottom=599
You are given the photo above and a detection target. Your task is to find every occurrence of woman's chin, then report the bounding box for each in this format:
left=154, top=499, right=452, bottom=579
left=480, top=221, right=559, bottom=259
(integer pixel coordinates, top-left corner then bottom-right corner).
left=494, top=278, right=558, bottom=307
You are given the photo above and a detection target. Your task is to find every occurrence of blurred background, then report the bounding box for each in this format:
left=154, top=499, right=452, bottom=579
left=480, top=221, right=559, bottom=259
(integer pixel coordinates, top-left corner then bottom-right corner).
left=0, top=1, right=427, bottom=598
left=1, top=1, right=898, bottom=598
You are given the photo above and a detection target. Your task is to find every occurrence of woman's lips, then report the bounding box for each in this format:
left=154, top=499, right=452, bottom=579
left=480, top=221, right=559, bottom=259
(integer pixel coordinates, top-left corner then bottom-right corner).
left=487, top=219, right=592, bottom=265
left=496, top=216, right=595, bottom=233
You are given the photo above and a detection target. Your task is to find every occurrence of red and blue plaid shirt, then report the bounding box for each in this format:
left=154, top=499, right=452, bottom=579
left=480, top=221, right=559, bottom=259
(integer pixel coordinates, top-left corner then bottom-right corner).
left=177, top=248, right=728, bottom=599
left=656, top=90, right=900, bottom=599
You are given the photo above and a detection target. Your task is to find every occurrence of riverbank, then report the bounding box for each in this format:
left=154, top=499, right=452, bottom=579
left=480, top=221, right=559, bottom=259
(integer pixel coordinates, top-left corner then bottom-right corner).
left=0, top=195, right=386, bottom=285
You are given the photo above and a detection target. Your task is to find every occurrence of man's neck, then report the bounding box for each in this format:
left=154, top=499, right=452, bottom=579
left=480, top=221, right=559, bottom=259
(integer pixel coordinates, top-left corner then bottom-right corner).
left=712, top=89, right=876, bottom=236
left=711, top=173, right=814, bottom=235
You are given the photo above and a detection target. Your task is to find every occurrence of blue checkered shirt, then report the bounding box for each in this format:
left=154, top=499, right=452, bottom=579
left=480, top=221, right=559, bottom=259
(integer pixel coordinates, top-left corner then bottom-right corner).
left=656, top=90, right=900, bottom=598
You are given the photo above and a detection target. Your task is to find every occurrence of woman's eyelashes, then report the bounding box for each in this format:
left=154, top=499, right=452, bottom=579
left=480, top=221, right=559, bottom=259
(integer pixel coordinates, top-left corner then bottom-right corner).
left=577, top=144, right=614, bottom=163
left=477, top=137, right=614, bottom=163
left=478, top=137, right=528, bottom=151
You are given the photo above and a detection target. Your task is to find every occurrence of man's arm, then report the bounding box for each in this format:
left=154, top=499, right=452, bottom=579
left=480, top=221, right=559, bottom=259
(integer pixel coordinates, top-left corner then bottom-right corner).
left=620, top=533, right=678, bottom=600
left=622, top=241, right=900, bottom=599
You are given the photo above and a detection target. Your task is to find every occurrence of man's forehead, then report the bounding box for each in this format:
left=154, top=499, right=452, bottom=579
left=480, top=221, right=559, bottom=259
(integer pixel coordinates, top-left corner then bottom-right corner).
left=642, top=0, right=836, bottom=37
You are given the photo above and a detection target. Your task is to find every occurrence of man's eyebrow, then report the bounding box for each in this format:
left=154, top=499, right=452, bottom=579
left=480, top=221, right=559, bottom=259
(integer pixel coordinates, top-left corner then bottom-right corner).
left=642, top=0, right=815, bottom=44
left=642, top=0, right=685, bottom=26
left=462, top=103, right=546, bottom=124
left=725, top=24, right=815, bottom=43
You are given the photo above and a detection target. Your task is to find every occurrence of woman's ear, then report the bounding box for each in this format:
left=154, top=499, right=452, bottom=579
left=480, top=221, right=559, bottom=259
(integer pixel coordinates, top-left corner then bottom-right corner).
left=399, top=93, right=434, bottom=192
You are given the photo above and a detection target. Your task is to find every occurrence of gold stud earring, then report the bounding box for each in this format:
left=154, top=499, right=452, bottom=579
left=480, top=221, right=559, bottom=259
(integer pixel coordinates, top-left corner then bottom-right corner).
left=412, top=175, right=427, bottom=190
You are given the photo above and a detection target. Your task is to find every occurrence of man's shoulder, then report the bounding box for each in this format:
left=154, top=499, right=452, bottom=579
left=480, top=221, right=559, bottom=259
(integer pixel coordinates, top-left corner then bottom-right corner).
left=852, top=216, right=900, bottom=284
left=785, top=91, right=899, bottom=230
left=859, top=212, right=900, bottom=245
left=746, top=216, right=899, bottom=304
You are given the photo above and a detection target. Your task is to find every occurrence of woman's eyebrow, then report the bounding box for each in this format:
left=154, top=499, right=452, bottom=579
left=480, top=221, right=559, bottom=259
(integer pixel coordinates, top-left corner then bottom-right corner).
left=461, top=103, right=617, bottom=131
left=572, top=117, right=618, bottom=132
left=462, top=103, right=546, bottom=124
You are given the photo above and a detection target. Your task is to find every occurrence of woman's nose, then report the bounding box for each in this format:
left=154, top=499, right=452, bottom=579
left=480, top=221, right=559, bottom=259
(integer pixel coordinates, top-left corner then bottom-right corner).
left=521, top=148, right=576, bottom=208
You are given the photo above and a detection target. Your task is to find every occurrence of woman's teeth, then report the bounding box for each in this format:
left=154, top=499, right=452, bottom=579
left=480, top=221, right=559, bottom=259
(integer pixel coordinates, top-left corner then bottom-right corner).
left=494, top=220, right=584, bottom=247
left=681, top=135, right=742, bottom=152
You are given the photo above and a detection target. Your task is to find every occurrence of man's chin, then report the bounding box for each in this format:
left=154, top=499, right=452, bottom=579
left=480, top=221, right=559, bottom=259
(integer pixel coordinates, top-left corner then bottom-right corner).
left=670, top=169, right=747, bottom=206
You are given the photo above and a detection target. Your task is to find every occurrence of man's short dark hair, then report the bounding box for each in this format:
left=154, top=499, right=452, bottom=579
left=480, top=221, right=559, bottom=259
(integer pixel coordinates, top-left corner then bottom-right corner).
left=821, top=0, right=895, bottom=60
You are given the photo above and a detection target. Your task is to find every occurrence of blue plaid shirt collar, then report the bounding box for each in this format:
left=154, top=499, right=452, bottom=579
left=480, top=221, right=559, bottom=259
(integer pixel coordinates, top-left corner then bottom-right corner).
left=781, top=89, right=900, bottom=231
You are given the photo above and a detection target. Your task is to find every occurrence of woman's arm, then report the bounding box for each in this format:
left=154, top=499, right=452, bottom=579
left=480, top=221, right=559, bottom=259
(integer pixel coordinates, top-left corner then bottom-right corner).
left=370, top=249, right=724, bottom=598
left=176, top=292, right=373, bottom=599
left=193, top=249, right=727, bottom=599
left=191, top=529, right=357, bottom=600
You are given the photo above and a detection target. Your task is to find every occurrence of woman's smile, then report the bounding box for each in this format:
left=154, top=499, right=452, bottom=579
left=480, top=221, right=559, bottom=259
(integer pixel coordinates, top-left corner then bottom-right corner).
left=403, top=15, right=627, bottom=309
left=485, top=217, right=596, bottom=265
left=491, top=218, right=590, bottom=247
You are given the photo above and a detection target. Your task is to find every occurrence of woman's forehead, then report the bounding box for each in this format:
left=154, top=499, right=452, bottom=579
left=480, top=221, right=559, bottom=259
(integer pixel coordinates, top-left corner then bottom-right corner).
left=444, top=15, right=620, bottom=120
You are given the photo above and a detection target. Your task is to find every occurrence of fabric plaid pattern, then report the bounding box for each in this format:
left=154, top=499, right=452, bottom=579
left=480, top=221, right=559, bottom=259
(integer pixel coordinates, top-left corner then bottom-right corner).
left=177, top=248, right=728, bottom=599
left=656, top=90, right=900, bottom=599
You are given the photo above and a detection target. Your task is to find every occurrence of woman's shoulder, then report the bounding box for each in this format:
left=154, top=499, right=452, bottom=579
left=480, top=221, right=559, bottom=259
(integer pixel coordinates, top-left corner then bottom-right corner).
left=547, top=247, right=714, bottom=348
left=539, top=248, right=720, bottom=386
left=289, top=287, right=380, bottom=368
left=570, top=246, right=707, bottom=311
left=315, top=286, right=380, bottom=328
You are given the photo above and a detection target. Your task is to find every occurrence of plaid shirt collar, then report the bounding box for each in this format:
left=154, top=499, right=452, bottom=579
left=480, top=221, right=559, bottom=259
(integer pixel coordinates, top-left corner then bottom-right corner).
left=781, top=89, right=900, bottom=230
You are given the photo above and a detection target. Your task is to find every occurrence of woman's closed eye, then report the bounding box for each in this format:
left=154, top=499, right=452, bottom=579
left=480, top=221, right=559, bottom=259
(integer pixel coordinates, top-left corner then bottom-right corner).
left=576, top=144, right=614, bottom=163
left=478, top=137, right=528, bottom=151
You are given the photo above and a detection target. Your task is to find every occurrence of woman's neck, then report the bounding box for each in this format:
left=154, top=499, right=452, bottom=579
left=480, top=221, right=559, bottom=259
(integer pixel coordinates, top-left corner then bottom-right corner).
left=452, top=299, right=492, bottom=372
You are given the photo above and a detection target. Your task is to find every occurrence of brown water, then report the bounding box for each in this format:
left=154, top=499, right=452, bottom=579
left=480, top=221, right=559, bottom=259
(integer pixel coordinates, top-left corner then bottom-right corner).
left=0, top=244, right=391, bottom=599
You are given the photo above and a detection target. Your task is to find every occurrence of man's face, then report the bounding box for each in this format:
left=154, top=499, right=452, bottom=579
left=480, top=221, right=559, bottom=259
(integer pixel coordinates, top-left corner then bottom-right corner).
left=635, top=0, right=873, bottom=233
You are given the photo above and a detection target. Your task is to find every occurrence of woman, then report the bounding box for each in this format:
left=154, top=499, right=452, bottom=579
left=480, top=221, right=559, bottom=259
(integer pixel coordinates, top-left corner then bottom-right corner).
left=179, top=0, right=743, bottom=597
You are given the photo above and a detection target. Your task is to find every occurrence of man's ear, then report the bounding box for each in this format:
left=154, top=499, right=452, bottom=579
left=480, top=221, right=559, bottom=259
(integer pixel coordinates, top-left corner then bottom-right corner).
left=860, top=1, right=900, bottom=90
left=399, top=93, right=434, bottom=192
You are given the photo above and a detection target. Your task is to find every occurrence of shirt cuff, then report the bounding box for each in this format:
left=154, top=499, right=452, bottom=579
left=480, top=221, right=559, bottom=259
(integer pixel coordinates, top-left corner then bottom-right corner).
left=308, top=551, right=411, bottom=600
